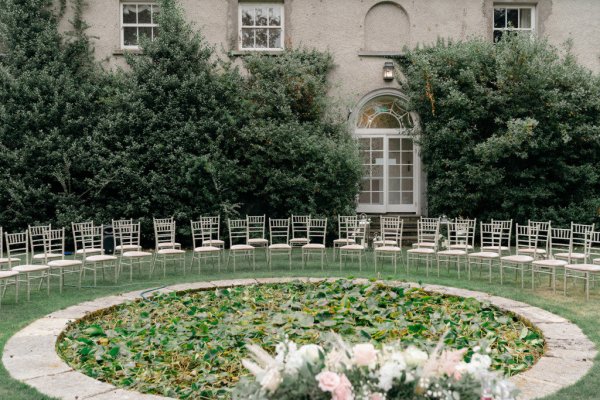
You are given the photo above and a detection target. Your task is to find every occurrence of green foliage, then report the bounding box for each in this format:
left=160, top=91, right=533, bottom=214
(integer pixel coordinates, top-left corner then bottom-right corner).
left=0, top=0, right=360, bottom=242
left=398, top=35, right=600, bottom=225
left=58, top=280, right=543, bottom=399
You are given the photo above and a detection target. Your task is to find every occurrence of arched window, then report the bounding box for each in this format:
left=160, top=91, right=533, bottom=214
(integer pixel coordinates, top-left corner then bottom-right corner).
left=356, top=95, right=413, bottom=129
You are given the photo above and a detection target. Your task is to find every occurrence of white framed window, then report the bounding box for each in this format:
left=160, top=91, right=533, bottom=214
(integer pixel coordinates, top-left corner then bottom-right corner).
left=493, top=5, right=535, bottom=42
left=239, top=3, right=284, bottom=51
left=121, top=2, right=159, bottom=49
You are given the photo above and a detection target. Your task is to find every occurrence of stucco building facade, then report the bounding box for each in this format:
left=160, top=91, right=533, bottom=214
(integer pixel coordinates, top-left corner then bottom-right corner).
left=75, top=0, right=600, bottom=216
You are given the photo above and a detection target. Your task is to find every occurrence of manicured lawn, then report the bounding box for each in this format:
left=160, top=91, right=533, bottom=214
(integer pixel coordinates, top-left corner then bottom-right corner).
left=0, top=250, right=598, bottom=400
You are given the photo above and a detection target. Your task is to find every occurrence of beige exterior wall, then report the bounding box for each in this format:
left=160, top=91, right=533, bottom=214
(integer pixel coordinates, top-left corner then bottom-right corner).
left=69, top=0, right=600, bottom=215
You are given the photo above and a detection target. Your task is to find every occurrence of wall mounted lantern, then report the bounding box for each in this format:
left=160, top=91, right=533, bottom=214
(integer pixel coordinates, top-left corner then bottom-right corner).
left=383, top=61, right=395, bottom=81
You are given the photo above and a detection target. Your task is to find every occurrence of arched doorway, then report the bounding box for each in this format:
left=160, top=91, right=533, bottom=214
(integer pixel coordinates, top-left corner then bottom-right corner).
left=353, top=90, right=420, bottom=214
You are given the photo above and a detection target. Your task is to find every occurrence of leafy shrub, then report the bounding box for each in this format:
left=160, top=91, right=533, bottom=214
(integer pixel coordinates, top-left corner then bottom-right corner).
left=398, top=35, right=600, bottom=225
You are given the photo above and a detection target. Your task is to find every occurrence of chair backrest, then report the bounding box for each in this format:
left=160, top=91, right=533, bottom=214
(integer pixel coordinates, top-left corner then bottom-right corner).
left=420, top=217, right=441, bottom=224
left=28, top=224, right=51, bottom=257
left=585, top=231, right=600, bottom=263
left=228, top=219, right=248, bottom=247
left=72, top=221, right=95, bottom=253
left=200, top=216, right=220, bottom=241
left=5, top=231, right=29, bottom=265
left=81, top=225, right=104, bottom=253
left=247, top=215, right=265, bottom=240
left=455, top=218, right=477, bottom=248
left=416, top=219, right=440, bottom=247
left=43, top=228, right=66, bottom=261
left=480, top=222, right=502, bottom=253
left=446, top=221, right=470, bottom=249
left=515, top=223, right=538, bottom=253
left=347, top=218, right=367, bottom=243
left=338, top=215, right=357, bottom=239
left=269, top=218, right=290, bottom=245
left=154, top=218, right=176, bottom=250
left=491, top=219, right=513, bottom=249
left=112, top=218, right=133, bottom=248
left=291, top=215, right=310, bottom=240
left=119, top=222, right=141, bottom=249
left=308, top=218, right=327, bottom=245
left=571, top=222, right=594, bottom=249
left=549, top=228, right=572, bottom=261
left=190, top=220, right=203, bottom=249
left=528, top=220, right=551, bottom=252
left=380, top=216, right=402, bottom=245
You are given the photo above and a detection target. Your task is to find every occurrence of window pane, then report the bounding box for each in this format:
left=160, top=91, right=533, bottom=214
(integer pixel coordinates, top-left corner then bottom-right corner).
left=371, top=151, right=384, bottom=164
left=242, top=28, right=254, bottom=48
left=372, top=179, right=383, bottom=191
left=123, top=4, right=137, bottom=24
left=493, top=30, right=503, bottom=42
left=372, top=138, right=383, bottom=150
left=389, top=192, right=401, bottom=205
left=402, top=151, right=413, bottom=165
left=389, top=179, right=401, bottom=191
left=241, top=7, right=254, bottom=26
left=494, top=8, right=506, bottom=28
left=402, top=178, right=413, bottom=191
left=389, top=138, right=400, bottom=151
left=138, top=5, right=151, bottom=23
left=389, top=165, right=400, bottom=178
left=123, top=27, right=138, bottom=46
left=359, top=192, right=370, bottom=204
left=402, top=193, right=413, bottom=205
left=139, top=27, right=152, bottom=41
left=360, top=180, right=370, bottom=191
left=389, top=151, right=401, bottom=165
left=402, top=139, right=413, bottom=151
left=372, top=192, right=383, bottom=205
left=507, top=9, right=519, bottom=28
left=269, top=7, right=281, bottom=26
left=372, top=166, right=383, bottom=178
left=520, top=8, right=532, bottom=29
left=268, top=28, right=281, bottom=48
left=255, top=7, right=268, bottom=26
left=152, top=27, right=159, bottom=39
left=255, top=28, right=268, bottom=48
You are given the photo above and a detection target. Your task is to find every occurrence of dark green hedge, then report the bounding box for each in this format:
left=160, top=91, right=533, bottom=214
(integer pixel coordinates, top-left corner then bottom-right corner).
left=398, top=36, right=600, bottom=226
left=0, top=0, right=361, bottom=244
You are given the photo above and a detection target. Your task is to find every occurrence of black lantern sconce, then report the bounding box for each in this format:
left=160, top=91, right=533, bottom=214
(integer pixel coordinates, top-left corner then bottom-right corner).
left=383, top=61, right=395, bottom=81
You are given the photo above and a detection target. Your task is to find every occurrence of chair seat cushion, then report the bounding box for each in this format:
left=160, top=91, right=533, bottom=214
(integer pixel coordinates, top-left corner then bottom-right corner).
left=0, top=257, right=20, bottom=264
left=157, top=242, right=181, bottom=248
left=556, top=252, right=586, bottom=260
left=269, top=243, right=292, bottom=250
left=123, top=251, right=153, bottom=257
left=449, top=244, right=473, bottom=250
left=86, top=255, right=118, bottom=262
left=247, top=238, right=268, bottom=245
left=193, top=246, right=220, bottom=253
left=289, top=238, right=309, bottom=244
left=32, top=253, right=62, bottom=260
left=204, top=240, right=224, bottom=246
left=374, top=239, right=398, bottom=246
left=376, top=246, right=401, bottom=252
left=48, top=259, right=82, bottom=268
left=116, top=244, right=141, bottom=251
left=157, top=249, right=185, bottom=255
left=468, top=252, right=500, bottom=259
left=12, top=264, right=49, bottom=273
left=341, top=244, right=365, bottom=250
left=231, top=244, right=254, bottom=251
left=0, top=270, right=19, bottom=279
left=76, top=248, right=102, bottom=254
left=501, top=255, right=534, bottom=263
left=437, top=249, right=467, bottom=256
left=303, top=243, right=325, bottom=249
left=334, top=238, right=355, bottom=244
left=407, top=248, right=435, bottom=254
left=532, top=259, right=567, bottom=267
left=565, top=263, right=600, bottom=273
left=481, top=245, right=509, bottom=251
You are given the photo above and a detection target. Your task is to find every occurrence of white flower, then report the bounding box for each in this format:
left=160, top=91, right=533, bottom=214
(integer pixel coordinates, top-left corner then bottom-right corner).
left=404, top=346, right=428, bottom=366
left=466, top=354, right=492, bottom=376
left=242, top=359, right=264, bottom=377
left=298, top=344, right=323, bottom=363
left=260, top=368, right=282, bottom=393
left=352, top=343, right=378, bottom=367
left=378, top=361, right=402, bottom=391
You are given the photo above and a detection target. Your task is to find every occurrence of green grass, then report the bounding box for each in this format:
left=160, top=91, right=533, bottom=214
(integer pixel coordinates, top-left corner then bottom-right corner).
left=1, top=250, right=599, bottom=400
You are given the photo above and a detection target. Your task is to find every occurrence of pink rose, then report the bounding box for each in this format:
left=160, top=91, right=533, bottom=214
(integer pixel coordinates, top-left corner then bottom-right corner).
left=352, top=343, right=377, bottom=367
left=369, top=393, right=384, bottom=400
left=332, top=374, right=354, bottom=400
left=316, top=371, right=341, bottom=392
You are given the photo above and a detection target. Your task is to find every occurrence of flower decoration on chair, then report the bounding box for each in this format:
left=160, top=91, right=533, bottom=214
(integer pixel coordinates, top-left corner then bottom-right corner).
left=233, top=334, right=517, bottom=400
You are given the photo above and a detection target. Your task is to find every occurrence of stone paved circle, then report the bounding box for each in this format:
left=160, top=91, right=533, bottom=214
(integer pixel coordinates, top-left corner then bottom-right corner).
left=2, top=278, right=596, bottom=400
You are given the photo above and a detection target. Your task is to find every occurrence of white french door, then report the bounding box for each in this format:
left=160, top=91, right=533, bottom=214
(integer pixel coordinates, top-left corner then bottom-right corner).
left=356, top=131, right=418, bottom=213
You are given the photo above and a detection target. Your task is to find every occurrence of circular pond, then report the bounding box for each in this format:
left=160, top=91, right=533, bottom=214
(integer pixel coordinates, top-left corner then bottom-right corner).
left=58, top=280, right=544, bottom=399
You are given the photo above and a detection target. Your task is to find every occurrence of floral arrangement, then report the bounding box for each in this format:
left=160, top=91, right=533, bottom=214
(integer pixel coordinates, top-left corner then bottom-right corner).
left=233, top=335, right=517, bottom=400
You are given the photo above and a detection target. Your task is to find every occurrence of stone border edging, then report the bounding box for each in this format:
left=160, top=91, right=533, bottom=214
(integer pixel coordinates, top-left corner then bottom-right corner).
left=2, top=278, right=596, bottom=400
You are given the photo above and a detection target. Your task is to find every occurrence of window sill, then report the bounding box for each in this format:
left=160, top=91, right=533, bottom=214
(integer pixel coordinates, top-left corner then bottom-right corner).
left=113, top=48, right=143, bottom=56
left=358, top=51, right=405, bottom=58
left=229, top=50, right=285, bottom=57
